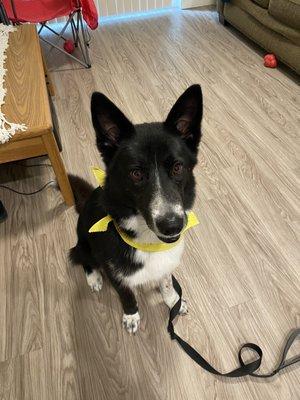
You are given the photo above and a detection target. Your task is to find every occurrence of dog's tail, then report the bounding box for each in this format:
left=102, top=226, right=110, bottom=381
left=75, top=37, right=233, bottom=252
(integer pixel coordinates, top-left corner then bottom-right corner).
left=69, top=245, right=82, bottom=265
left=68, top=174, right=94, bottom=214
left=69, top=236, right=92, bottom=266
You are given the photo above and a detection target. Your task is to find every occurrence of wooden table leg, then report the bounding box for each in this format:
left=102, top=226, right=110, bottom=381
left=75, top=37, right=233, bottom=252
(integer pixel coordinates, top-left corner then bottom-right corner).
left=42, top=52, right=55, bottom=97
left=43, top=131, right=74, bottom=206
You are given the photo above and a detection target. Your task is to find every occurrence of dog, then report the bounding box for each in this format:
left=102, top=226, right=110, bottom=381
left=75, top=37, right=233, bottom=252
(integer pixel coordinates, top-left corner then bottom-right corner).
left=69, top=84, right=203, bottom=333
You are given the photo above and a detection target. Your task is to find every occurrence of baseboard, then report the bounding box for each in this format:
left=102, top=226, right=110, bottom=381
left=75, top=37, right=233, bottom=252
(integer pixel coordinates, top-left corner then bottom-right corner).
left=181, top=0, right=216, bottom=8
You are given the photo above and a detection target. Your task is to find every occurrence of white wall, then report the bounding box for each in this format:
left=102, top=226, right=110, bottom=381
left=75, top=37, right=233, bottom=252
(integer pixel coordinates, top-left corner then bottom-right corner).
left=97, top=0, right=173, bottom=17
left=181, top=0, right=216, bottom=8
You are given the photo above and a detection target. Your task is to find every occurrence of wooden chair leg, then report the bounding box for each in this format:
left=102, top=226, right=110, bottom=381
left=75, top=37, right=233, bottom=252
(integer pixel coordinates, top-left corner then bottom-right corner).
left=43, top=131, right=74, bottom=206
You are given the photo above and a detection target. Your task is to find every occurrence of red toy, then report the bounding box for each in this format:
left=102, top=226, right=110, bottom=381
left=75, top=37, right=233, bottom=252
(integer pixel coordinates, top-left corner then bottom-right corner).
left=264, top=54, right=277, bottom=68
left=64, top=40, right=75, bottom=54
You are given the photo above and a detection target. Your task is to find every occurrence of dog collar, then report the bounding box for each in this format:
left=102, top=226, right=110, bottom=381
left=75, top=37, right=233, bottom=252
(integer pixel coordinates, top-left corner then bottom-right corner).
left=88, top=167, right=199, bottom=252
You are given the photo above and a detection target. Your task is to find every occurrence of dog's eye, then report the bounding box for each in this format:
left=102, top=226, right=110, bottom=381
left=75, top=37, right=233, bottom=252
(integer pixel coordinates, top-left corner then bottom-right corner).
left=171, top=162, right=183, bottom=176
left=130, top=169, right=144, bottom=183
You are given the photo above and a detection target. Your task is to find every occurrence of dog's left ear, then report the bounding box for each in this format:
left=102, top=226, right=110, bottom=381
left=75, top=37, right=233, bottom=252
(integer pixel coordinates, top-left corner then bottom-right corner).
left=164, top=84, right=203, bottom=153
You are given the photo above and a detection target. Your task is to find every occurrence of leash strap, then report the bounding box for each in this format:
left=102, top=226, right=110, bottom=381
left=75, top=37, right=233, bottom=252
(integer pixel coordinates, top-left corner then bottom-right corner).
left=168, top=275, right=300, bottom=378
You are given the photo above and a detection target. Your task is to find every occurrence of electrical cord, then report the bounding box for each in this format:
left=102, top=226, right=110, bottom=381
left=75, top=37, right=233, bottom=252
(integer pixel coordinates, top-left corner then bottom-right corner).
left=0, top=181, right=56, bottom=196
left=11, top=162, right=52, bottom=168
left=0, top=162, right=55, bottom=196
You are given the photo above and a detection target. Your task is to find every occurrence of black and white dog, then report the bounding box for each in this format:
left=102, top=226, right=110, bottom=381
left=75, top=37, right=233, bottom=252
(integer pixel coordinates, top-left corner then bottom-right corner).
left=69, top=84, right=203, bottom=333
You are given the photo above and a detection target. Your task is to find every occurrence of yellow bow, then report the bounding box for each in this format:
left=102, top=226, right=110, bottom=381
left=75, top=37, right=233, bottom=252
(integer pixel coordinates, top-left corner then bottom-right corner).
left=89, top=167, right=199, bottom=252
left=91, top=166, right=106, bottom=187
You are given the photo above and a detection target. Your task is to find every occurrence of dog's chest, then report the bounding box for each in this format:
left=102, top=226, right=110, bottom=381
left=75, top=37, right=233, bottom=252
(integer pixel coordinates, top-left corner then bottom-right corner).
left=123, top=240, right=184, bottom=287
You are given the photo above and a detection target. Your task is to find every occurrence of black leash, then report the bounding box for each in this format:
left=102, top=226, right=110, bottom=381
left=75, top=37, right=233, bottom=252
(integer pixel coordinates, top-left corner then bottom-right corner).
left=169, top=275, right=300, bottom=378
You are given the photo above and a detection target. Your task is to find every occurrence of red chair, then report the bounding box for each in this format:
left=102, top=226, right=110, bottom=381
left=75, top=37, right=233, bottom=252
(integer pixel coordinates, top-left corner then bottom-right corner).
left=2, top=0, right=98, bottom=68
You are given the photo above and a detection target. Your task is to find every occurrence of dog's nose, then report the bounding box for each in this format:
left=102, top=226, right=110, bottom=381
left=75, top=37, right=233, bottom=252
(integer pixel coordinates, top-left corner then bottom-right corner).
left=156, top=213, right=184, bottom=237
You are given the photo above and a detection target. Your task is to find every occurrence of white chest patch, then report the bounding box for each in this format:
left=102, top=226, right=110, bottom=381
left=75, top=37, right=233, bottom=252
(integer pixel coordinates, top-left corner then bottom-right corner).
left=120, top=214, right=185, bottom=288
left=124, top=240, right=184, bottom=287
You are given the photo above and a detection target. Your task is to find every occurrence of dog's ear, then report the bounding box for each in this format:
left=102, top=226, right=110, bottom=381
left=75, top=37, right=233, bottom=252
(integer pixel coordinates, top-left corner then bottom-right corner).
left=91, top=92, right=134, bottom=164
left=164, top=84, right=203, bottom=153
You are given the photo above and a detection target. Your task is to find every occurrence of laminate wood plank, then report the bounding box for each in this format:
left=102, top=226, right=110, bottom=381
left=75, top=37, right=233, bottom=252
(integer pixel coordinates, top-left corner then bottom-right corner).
left=39, top=233, right=83, bottom=400
left=201, top=99, right=300, bottom=223
left=0, top=185, right=46, bottom=363
left=0, top=350, right=47, bottom=400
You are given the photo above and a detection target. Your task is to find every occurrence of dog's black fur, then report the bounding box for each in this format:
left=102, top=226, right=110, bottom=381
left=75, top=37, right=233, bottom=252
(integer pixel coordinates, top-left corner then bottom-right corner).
left=69, top=84, right=203, bottom=322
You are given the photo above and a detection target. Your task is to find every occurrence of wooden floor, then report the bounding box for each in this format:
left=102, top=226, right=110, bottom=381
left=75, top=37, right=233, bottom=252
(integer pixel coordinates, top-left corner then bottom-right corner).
left=0, top=8, right=299, bottom=400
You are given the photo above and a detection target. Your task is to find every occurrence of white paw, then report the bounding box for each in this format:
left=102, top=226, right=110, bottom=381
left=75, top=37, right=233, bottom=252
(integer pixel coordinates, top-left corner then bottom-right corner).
left=86, top=270, right=103, bottom=292
left=179, top=299, right=188, bottom=315
left=122, top=312, right=141, bottom=334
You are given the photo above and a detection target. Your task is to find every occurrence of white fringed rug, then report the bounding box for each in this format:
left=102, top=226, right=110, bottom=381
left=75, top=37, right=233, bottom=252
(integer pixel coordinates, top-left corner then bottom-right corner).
left=0, top=24, right=27, bottom=144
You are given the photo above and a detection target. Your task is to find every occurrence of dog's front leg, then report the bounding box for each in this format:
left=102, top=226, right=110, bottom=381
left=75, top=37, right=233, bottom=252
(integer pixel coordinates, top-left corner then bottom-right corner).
left=110, top=277, right=140, bottom=334
left=159, top=274, right=188, bottom=315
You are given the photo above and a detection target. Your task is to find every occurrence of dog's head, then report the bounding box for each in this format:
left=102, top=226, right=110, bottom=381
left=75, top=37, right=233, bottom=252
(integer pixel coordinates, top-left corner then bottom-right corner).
left=91, top=85, right=203, bottom=243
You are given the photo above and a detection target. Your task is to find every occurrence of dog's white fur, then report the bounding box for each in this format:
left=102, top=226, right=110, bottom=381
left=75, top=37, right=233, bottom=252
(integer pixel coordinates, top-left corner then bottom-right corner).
left=122, top=312, right=141, bottom=334
left=160, top=275, right=188, bottom=314
left=120, top=214, right=185, bottom=288
left=159, top=274, right=180, bottom=308
left=150, top=159, right=184, bottom=237
left=86, top=269, right=103, bottom=292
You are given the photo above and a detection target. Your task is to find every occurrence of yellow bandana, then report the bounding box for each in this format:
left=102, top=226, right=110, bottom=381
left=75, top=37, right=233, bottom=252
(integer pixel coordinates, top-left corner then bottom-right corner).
left=88, top=167, right=199, bottom=252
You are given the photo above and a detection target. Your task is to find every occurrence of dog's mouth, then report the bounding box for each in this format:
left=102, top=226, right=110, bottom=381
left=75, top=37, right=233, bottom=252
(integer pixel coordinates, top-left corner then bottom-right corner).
left=157, top=234, right=181, bottom=243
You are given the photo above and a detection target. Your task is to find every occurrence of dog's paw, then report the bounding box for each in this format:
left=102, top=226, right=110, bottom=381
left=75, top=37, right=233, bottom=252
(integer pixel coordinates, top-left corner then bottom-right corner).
left=179, top=299, right=188, bottom=315
left=86, top=270, right=103, bottom=292
left=122, top=312, right=141, bottom=334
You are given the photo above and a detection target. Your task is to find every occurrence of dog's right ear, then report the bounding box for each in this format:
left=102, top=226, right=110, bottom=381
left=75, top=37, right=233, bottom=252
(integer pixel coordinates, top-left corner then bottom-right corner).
left=91, top=92, right=134, bottom=164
